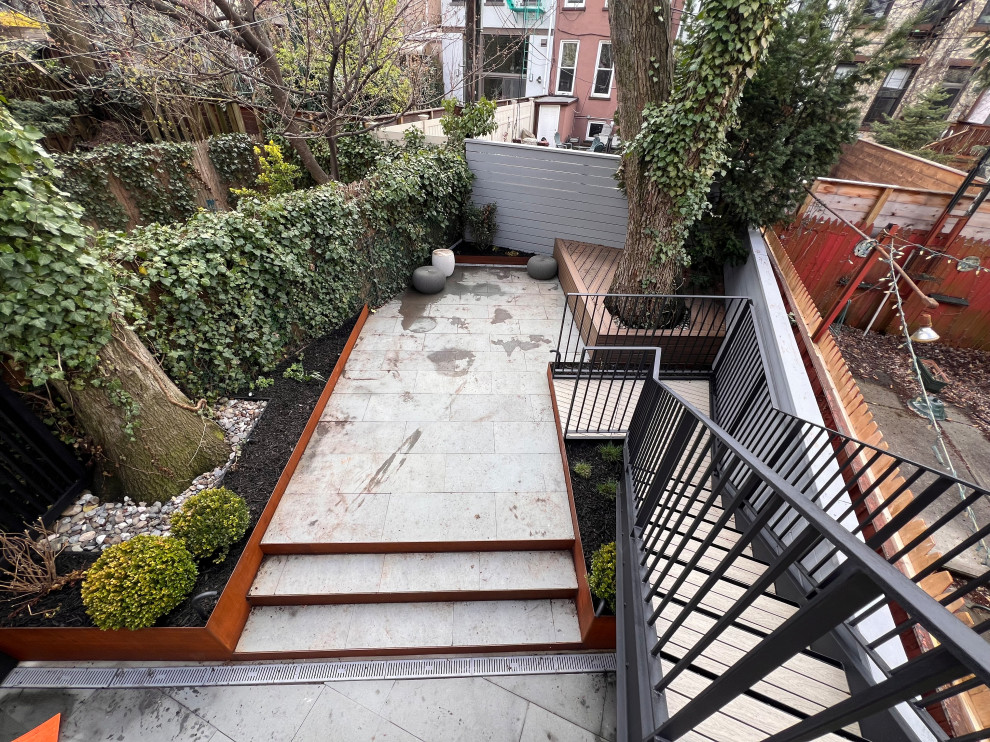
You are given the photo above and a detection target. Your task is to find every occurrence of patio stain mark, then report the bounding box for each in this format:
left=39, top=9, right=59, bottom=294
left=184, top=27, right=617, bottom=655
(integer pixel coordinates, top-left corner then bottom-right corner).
left=491, top=308, right=513, bottom=325
left=398, top=294, right=432, bottom=331
left=427, top=349, right=475, bottom=377
left=492, top=335, right=550, bottom=356
left=364, top=430, right=423, bottom=491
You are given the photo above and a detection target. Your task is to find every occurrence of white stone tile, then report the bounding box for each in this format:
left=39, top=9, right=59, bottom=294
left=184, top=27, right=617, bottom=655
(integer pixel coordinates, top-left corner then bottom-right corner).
left=291, top=687, right=418, bottom=742
left=262, top=491, right=389, bottom=545
left=382, top=492, right=496, bottom=542
left=541, top=453, right=568, bottom=490
left=530, top=395, right=556, bottom=422
left=346, top=602, right=454, bottom=649
left=492, top=370, right=551, bottom=395
left=600, top=674, right=617, bottom=740
left=478, top=551, right=577, bottom=591
left=379, top=678, right=528, bottom=742
left=518, top=702, right=605, bottom=742
left=166, top=684, right=320, bottom=742
left=493, top=422, right=560, bottom=454
left=486, top=303, right=550, bottom=319
left=550, top=599, right=582, bottom=642
left=422, top=333, right=492, bottom=352
left=334, top=369, right=416, bottom=394
left=427, top=303, right=491, bottom=318
left=236, top=605, right=354, bottom=653
left=323, top=679, right=396, bottom=715
left=248, top=555, right=286, bottom=596
left=379, top=552, right=482, bottom=593
left=363, top=393, right=454, bottom=422
left=344, top=350, right=389, bottom=372
left=414, top=369, right=494, bottom=395
left=494, top=492, right=574, bottom=541
left=56, top=689, right=217, bottom=742
left=451, top=600, right=560, bottom=645
left=384, top=349, right=493, bottom=375
left=401, top=421, right=495, bottom=453
left=444, top=454, right=552, bottom=493
left=487, top=673, right=609, bottom=736
left=353, top=332, right=425, bottom=351
left=272, top=553, right=384, bottom=595
left=490, top=334, right=555, bottom=355
left=448, top=394, right=540, bottom=422
left=517, top=319, right=564, bottom=336
left=308, top=421, right=409, bottom=454
left=319, top=393, right=371, bottom=421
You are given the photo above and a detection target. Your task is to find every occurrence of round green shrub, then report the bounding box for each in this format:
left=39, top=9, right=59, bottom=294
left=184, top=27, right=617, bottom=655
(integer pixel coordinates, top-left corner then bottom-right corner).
left=81, top=535, right=197, bottom=630
left=171, top=487, right=250, bottom=562
left=588, top=542, right=617, bottom=614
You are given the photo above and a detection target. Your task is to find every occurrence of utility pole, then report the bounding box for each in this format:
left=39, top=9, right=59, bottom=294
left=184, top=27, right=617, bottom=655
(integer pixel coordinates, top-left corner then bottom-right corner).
left=463, top=0, right=481, bottom=102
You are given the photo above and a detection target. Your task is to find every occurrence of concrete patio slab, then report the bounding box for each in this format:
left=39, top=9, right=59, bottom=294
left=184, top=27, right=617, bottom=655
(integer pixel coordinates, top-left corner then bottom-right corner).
left=0, top=673, right=616, bottom=742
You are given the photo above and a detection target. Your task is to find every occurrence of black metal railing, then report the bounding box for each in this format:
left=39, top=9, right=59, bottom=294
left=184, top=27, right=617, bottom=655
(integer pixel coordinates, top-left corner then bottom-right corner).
left=0, top=384, right=87, bottom=532
left=555, top=293, right=751, bottom=372
left=552, top=294, right=753, bottom=437
left=619, top=375, right=990, bottom=741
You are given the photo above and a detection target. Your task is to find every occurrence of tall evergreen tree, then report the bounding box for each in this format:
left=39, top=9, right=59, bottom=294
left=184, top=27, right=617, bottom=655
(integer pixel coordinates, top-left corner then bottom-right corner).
left=683, top=0, right=911, bottom=282
left=870, top=86, right=952, bottom=157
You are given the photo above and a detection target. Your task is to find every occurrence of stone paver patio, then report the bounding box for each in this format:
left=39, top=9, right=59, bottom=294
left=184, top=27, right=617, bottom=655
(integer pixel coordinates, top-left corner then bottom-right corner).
left=239, top=266, right=584, bottom=655
left=0, top=672, right=616, bottom=741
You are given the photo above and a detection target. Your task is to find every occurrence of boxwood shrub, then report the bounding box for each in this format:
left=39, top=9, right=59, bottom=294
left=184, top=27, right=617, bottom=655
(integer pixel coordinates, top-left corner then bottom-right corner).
left=171, top=487, right=250, bottom=562
left=105, top=146, right=472, bottom=398
left=81, top=535, right=198, bottom=630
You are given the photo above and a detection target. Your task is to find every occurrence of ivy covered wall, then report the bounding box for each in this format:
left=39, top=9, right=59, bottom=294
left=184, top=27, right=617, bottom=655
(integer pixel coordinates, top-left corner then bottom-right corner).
left=103, top=146, right=472, bottom=397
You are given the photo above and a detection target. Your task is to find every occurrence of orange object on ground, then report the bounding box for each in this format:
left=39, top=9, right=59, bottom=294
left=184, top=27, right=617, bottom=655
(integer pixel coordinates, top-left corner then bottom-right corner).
left=13, top=713, right=60, bottom=742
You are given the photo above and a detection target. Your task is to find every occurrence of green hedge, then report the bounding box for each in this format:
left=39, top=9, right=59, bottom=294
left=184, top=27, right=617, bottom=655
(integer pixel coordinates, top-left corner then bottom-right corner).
left=105, top=146, right=472, bottom=397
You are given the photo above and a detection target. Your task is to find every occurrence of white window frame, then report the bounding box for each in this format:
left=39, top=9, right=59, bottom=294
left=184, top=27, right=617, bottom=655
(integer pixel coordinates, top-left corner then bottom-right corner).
left=590, top=40, right=614, bottom=98
left=555, top=40, right=580, bottom=95
left=586, top=119, right=608, bottom=141
left=563, top=0, right=585, bottom=7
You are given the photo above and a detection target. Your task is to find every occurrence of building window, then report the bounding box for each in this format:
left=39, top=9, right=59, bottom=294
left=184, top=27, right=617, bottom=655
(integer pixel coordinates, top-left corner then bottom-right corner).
left=978, top=0, right=990, bottom=24
left=481, top=33, right=528, bottom=100
left=834, top=64, right=857, bottom=79
left=587, top=120, right=607, bottom=140
left=863, top=67, right=914, bottom=123
left=939, top=67, right=971, bottom=113
left=563, top=0, right=585, bottom=7
left=863, top=0, right=893, bottom=18
left=556, top=41, right=579, bottom=94
left=591, top=41, right=613, bottom=97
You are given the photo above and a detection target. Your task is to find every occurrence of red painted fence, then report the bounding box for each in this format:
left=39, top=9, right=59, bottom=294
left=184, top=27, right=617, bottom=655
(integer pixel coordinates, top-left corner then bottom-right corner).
left=775, top=218, right=990, bottom=351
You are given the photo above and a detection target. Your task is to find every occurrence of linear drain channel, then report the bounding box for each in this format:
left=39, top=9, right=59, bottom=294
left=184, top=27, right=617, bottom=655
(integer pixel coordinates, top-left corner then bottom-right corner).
left=3, top=653, right=616, bottom=690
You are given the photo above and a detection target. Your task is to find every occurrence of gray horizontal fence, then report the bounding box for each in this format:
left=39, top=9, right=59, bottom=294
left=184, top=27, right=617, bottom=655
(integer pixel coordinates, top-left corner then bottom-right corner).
left=465, top=140, right=628, bottom=255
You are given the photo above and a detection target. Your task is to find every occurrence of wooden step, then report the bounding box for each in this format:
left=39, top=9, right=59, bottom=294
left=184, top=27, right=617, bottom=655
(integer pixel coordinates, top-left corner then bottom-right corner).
left=248, top=551, right=579, bottom=605
left=234, top=598, right=583, bottom=658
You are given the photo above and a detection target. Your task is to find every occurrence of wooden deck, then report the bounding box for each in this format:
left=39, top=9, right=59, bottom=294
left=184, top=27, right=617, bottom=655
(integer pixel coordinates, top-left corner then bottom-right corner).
left=553, top=239, right=729, bottom=371
left=553, top=378, right=710, bottom=438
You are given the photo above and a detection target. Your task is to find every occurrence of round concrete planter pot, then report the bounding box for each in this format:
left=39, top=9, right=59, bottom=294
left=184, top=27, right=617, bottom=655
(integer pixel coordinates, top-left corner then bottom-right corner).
left=432, top=248, right=456, bottom=277
left=412, top=266, right=445, bottom=294
left=527, top=255, right=558, bottom=280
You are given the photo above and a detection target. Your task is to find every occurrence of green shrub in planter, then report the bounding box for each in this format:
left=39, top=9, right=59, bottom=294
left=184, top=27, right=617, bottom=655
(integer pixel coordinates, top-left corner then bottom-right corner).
left=81, top=535, right=197, bottom=630
left=171, top=487, right=250, bottom=562
left=588, top=542, right=617, bottom=614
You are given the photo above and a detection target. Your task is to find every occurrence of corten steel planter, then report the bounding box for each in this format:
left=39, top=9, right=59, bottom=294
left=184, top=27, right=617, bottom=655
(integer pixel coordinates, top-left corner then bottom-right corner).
left=0, top=307, right=371, bottom=661
left=547, top=364, right=617, bottom=651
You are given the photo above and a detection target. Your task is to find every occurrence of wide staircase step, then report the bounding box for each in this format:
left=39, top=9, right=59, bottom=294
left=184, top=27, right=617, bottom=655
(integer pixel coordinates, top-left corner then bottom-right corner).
left=234, top=598, right=583, bottom=657
left=260, top=490, right=575, bottom=553
left=248, top=550, right=579, bottom=605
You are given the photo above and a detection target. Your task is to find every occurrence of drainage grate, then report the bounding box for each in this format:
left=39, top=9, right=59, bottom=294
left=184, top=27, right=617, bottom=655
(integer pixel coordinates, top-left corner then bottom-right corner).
left=3, top=653, right=615, bottom=690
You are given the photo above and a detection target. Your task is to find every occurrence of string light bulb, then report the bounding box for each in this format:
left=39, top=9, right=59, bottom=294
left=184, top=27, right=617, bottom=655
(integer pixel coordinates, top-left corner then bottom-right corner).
left=910, top=313, right=940, bottom=343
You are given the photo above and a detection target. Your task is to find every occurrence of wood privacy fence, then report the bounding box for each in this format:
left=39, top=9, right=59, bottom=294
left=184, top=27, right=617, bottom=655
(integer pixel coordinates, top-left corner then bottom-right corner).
left=777, top=177, right=990, bottom=349
left=465, top=140, right=627, bottom=255
left=831, top=139, right=977, bottom=193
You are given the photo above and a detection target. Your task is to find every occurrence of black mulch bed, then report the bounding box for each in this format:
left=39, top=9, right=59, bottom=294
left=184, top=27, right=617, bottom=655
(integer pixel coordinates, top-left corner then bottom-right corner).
left=453, top=240, right=535, bottom=259
left=1, top=314, right=359, bottom=629
left=565, top=439, right=623, bottom=570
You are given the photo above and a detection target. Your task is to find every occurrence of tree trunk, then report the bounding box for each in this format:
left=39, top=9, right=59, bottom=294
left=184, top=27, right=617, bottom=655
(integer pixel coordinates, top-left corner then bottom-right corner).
left=43, top=0, right=102, bottom=78
left=326, top=124, right=341, bottom=181
left=286, top=128, right=331, bottom=185
left=55, top=325, right=229, bottom=503
left=608, top=0, right=679, bottom=299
